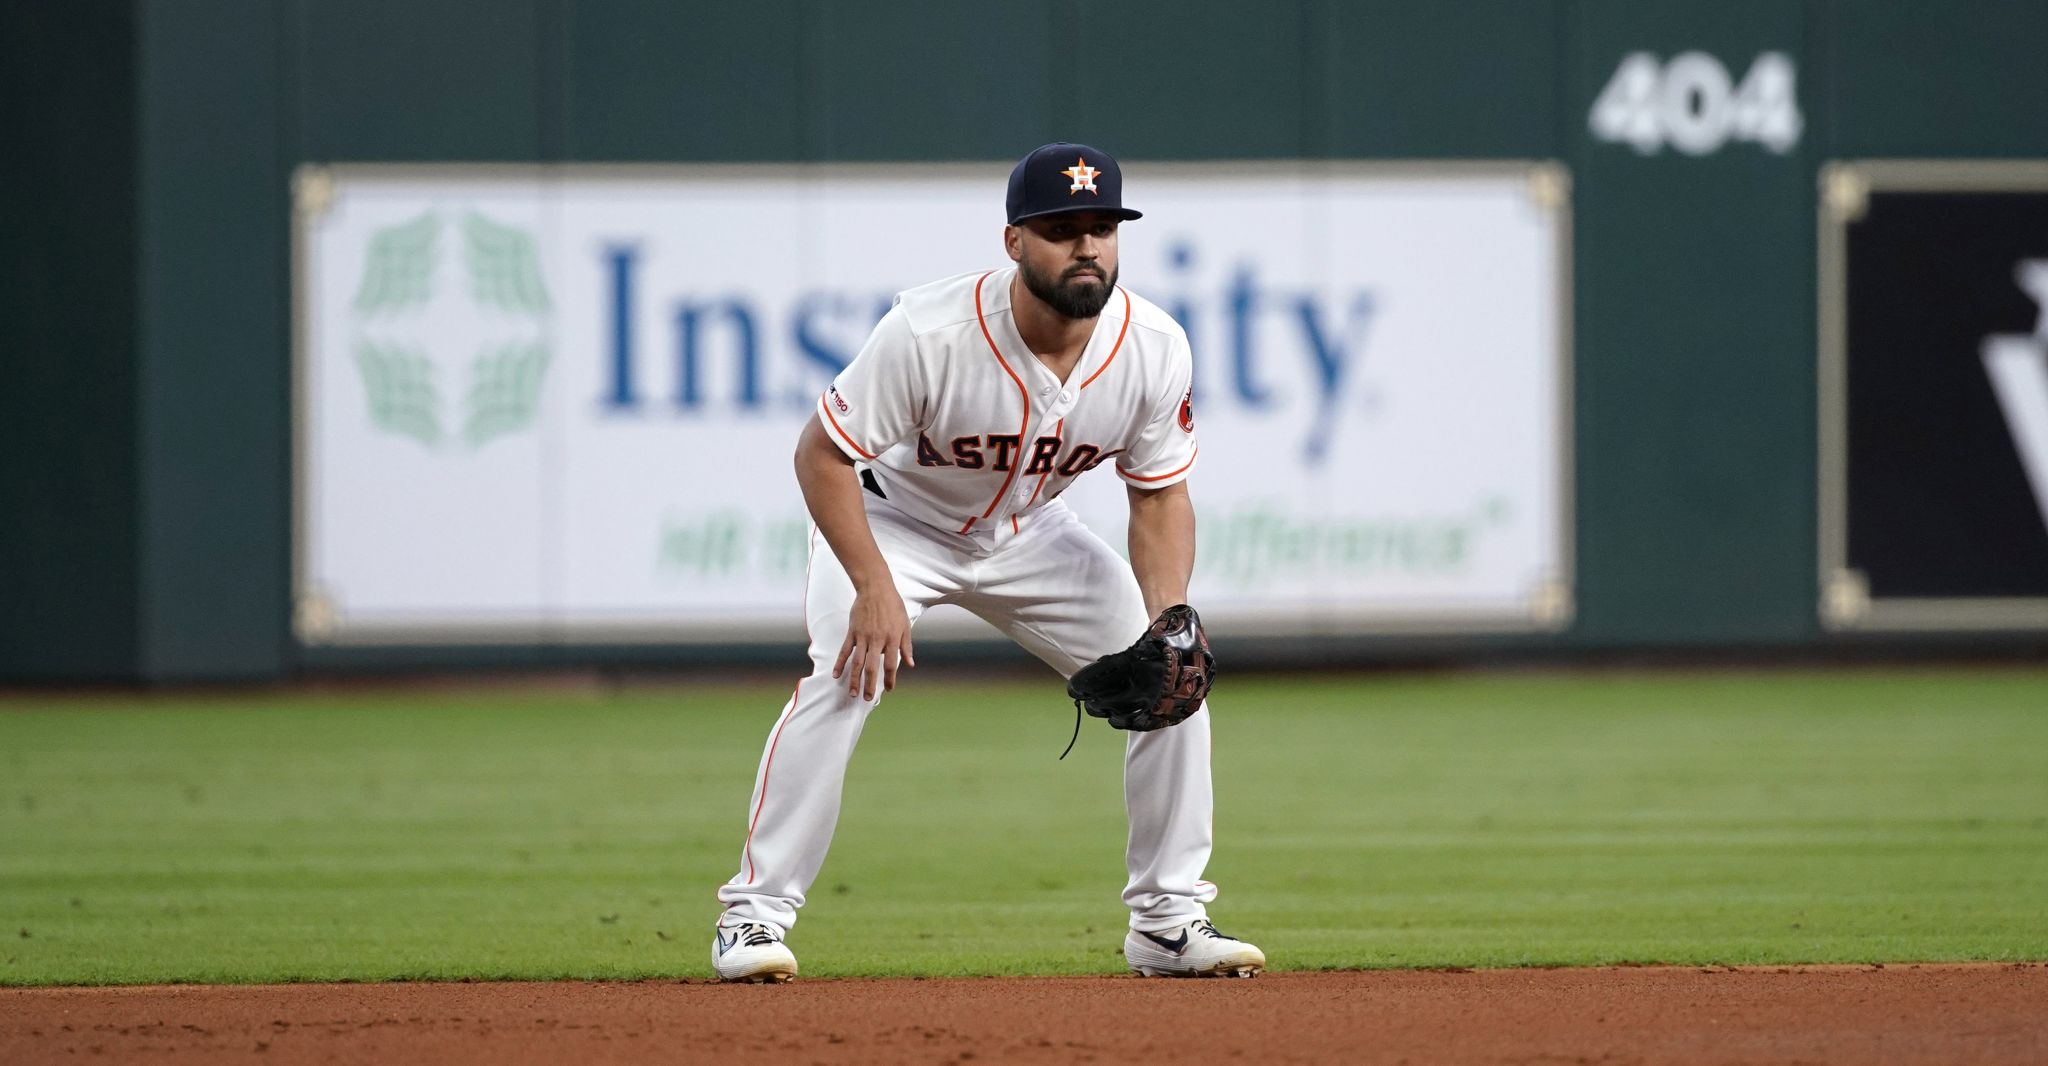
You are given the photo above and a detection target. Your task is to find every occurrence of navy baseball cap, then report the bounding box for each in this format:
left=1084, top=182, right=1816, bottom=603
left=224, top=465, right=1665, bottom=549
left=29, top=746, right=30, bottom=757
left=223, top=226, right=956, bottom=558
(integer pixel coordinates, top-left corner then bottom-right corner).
left=1005, top=142, right=1143, bottom=225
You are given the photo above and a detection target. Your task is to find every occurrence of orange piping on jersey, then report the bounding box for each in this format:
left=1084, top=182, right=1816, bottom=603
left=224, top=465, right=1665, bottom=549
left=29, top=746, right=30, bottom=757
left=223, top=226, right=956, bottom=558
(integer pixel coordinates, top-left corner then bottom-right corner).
left=1011, top=515, right=1019, bottom=534
left=1021, top=418, right=1065, bottom=512
left=1077, top=288, right=1132, bottom=390
left=1117, top=444, right=1199, bottom=484
left=820, top=396, right=876, bottom=460
left=973, top=271, right=1032, bottom=520
left=958, top=516, right=978, bottom=534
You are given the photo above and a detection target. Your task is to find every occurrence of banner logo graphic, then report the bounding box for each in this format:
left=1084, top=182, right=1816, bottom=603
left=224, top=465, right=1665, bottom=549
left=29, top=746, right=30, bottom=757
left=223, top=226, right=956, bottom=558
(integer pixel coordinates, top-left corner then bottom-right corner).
left=350, top=210, right=553, bottom=448
left=1982, top=260, right=2048, bottom=533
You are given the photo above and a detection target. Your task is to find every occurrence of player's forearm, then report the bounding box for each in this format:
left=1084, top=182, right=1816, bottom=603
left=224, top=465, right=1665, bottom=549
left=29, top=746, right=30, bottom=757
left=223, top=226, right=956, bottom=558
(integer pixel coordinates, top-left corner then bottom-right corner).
left=1126, top=482, right=1196, bottom=617
left=794, top=418, right=895, bottom=593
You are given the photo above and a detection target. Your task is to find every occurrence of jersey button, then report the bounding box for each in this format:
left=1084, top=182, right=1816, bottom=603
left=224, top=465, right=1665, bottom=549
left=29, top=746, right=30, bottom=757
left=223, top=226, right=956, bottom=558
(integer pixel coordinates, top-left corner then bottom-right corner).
left=1058, top=390, right=1073, bottom=403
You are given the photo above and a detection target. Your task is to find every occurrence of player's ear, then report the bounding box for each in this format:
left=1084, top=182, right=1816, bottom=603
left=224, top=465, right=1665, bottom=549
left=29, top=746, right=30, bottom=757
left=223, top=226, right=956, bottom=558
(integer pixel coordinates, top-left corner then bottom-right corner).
left=1003, top=224, right=1023, bottom=263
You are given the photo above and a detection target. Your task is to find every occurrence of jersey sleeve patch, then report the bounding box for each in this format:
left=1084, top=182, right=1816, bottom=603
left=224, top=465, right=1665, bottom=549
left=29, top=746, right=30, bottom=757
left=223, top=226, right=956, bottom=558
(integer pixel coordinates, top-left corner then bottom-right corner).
left=818, top=391, right=877, bottom=460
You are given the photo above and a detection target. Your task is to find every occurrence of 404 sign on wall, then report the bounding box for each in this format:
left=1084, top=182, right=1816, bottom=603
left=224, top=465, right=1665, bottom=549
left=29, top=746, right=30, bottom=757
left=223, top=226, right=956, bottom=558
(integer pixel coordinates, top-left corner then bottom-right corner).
left=1589, top=51, right=1802, bottom=156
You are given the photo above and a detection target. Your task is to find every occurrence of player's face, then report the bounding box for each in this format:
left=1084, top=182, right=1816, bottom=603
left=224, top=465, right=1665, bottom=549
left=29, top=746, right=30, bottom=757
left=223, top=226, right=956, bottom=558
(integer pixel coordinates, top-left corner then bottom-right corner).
left=1007, top=211, right=1121, bottom=320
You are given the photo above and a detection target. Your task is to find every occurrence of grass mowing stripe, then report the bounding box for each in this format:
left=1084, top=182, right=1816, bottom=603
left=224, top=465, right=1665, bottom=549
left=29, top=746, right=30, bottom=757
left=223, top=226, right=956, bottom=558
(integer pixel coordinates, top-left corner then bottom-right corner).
left=2, top=669, right=2045, bottom=984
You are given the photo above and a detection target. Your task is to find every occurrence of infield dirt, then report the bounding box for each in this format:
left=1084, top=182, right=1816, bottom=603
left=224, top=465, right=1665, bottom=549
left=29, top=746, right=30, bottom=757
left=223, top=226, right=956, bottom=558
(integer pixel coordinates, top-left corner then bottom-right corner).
left=4, top=964, right=2043, bottom=1065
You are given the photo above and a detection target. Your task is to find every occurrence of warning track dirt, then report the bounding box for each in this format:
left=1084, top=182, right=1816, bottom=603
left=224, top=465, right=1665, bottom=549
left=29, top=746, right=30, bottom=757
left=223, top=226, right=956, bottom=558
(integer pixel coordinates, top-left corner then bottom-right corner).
left=4, top=964, right=2044, bottom=1065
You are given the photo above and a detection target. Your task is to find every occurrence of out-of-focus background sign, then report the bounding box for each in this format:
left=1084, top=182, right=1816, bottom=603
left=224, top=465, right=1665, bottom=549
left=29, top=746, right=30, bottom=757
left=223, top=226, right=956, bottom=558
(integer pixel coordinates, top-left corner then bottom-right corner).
left=1820, top=164, right=2048, bottom=630
left=295, top=166, right=1566, bottom=643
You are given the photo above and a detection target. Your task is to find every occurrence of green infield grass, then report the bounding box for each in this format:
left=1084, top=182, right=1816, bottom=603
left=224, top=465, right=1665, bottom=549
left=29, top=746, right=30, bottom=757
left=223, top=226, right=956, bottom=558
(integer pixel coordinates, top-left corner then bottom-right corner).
left=2, top=668, right=2046, bottom=985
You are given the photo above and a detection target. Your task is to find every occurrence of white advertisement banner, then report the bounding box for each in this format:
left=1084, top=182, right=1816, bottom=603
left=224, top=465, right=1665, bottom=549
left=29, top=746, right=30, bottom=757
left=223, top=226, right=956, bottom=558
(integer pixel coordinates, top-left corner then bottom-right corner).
left=294, top=163, right=1570, bottom=644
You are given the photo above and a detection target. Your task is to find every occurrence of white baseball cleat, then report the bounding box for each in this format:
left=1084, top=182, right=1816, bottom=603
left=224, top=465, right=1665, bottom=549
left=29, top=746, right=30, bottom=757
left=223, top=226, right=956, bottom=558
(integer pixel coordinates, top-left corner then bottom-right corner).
left=712, top=921, right=798, bottom=984
left=1124, top=918, right=1266, bottom=978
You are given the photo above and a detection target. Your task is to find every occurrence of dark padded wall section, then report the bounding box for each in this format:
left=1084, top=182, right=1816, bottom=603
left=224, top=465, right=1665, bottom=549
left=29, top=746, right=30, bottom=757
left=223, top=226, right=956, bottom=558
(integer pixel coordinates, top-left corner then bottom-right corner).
left=294, top=0, right=550, bottom=162
left=568, top=1, right=806, bottom=162
left=1069, top=0, right=1311, bottom=159
left=1566, top=0, right=1816, bottom=643
left=809, top=1, right=1054, bottom=162
left=1820, top=6, right=2048, bottom=158
left=0, top=1, right=141, bottom=680
left=1317, top=0, right=1563, bottom=159
left=135, top=0, right=290, bottom=679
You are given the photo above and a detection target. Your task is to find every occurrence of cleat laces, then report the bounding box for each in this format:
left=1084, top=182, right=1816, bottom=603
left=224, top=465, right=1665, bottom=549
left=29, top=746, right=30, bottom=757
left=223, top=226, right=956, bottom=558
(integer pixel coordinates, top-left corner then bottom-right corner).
left=737, top=923, right=779, bottom=947
left=1192, top=920, right=1238, bottom=942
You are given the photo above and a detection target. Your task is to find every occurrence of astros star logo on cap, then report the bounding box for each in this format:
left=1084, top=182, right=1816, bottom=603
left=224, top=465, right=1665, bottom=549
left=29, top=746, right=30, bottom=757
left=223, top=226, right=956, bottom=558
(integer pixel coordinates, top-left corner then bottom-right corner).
left=1060, top=158, right=1100, bottom=195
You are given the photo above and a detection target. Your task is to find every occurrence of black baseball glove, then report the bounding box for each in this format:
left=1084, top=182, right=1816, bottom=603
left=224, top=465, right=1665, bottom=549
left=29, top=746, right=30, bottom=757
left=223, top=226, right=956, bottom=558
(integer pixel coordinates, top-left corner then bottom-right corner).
left=1063, top=605, right=1217, bottom=752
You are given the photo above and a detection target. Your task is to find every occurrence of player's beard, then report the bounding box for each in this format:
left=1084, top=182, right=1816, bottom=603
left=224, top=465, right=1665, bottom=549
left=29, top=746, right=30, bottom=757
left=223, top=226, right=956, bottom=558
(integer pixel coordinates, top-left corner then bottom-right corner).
left=1020, top=257, right=1119, bottom=320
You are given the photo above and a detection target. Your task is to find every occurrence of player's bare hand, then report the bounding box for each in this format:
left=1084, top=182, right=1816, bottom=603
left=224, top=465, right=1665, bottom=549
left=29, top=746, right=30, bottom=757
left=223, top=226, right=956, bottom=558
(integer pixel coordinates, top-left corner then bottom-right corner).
left=833, top=590, right=915, bottom=701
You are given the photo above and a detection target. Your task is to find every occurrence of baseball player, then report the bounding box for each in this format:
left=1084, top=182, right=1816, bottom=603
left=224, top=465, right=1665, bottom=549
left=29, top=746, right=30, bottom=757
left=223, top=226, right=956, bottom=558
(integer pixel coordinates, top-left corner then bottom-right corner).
left=711, top=143, right=1263, bottom=982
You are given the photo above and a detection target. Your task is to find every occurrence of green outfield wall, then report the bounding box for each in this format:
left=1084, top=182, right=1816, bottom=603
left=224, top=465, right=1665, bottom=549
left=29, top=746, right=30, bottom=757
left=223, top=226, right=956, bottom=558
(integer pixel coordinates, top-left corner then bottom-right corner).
left=6, top=0, right=2048, bottom=682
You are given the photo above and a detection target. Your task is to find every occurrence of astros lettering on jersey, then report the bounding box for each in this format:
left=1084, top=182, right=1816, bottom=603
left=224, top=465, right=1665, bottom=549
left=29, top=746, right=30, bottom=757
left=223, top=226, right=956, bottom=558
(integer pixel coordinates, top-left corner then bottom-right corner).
left=816, top=266, right=1197, bottom=543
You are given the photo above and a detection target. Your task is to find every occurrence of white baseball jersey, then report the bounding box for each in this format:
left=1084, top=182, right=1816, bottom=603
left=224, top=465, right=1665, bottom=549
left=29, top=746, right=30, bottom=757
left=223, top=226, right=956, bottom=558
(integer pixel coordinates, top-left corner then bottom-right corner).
left=816, top=267, right=1198, bottom=540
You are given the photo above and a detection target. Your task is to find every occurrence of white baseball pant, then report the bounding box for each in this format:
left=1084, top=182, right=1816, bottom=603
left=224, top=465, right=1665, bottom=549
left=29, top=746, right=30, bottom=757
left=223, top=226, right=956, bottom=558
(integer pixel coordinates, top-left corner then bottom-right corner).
left=715, top=492, right=1218, bottom=934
